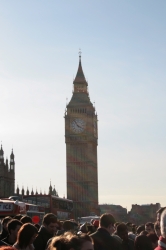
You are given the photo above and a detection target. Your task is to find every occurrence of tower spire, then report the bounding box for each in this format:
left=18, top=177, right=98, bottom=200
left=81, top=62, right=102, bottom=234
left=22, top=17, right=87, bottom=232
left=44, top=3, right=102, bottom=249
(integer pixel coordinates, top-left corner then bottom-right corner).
left=73, top=51, right=87, bottom=84
left=72, top=52, right=88, bottom=94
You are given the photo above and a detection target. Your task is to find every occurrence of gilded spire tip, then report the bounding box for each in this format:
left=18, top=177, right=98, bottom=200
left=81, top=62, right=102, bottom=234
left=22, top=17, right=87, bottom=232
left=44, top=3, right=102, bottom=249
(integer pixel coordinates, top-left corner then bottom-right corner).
left=79, top=48, right=82, bottom=61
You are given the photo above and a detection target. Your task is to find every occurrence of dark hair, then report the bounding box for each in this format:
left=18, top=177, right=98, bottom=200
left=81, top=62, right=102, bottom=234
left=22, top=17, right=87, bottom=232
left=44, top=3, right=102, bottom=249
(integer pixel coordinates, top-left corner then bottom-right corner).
left=43, top=213, right=57, bottom=225
left=2, top=216, right=12, bottom=225
left=132, top=224, right=137, bottom=234
left=145, top=222, right=154, bottom=228
left=117, top=223, right=127, bottom=233
left=136, top=225, right=145, bottom=235
left=63, top=220, right=75, bottom=231
left=7, top=219, right=23, bottom=234
left=135, top=235, right=153, bottom=250
left=20, top=215, right=32, bottom=224
left=14, top=214, right=23, bottom=221
left=16, top=223, right=38, bottom=248
left=100, top=213, right=115, bottom=228
left=49, top=232, right=92, bottom=250
left=126, top=222, right=132, bottom=227
left=140, top=230, right=148, bottom=236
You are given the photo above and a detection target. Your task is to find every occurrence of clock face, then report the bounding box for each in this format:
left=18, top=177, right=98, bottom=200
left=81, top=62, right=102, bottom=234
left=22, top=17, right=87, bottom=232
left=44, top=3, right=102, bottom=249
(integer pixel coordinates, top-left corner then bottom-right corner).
left=71, top=118, right=85, bottom=133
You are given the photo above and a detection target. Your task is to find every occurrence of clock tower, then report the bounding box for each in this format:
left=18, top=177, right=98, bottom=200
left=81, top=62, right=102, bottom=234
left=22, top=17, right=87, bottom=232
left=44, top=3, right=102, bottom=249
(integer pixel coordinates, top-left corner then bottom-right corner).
left=65, top=55, right=99, bottom=218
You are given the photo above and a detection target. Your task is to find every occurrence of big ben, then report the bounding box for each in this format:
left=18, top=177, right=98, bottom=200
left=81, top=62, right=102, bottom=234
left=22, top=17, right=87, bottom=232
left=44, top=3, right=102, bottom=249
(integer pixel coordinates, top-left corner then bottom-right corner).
left=65, top=54, right=99, bottom=218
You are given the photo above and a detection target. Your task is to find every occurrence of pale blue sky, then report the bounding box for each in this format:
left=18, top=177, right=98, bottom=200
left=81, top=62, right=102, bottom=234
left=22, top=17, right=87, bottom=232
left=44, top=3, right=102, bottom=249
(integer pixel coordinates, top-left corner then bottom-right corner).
left=0, top=1, right=166, bottom=210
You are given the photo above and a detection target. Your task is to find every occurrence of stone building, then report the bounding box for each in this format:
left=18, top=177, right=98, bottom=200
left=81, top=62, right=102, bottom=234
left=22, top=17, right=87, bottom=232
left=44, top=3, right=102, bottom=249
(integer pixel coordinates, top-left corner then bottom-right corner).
left=0, top=145, right=15, bottom=197
left=99, top=204, right=128, bottom=222
left=128, top=203, right=160, bottom=224
left=65, top=55, right=99, bottom=218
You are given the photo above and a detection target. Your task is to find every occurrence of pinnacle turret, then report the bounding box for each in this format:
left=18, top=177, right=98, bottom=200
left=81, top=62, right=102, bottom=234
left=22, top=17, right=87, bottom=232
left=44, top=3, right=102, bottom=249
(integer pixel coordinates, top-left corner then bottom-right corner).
left=31, top=188, right=34, bottom=195
left=22, top=186, right=25, bottom=196
left=26, top=187, right=29, bottom=195
left=49, top=181, right=53, bottom=195
left=16, top=185, right=19, bottom=195
left=10, top=149, right=14, bottom=159
left=10, top=148, right=15, bottom=171
left=0, top=144, right=4, bottom=160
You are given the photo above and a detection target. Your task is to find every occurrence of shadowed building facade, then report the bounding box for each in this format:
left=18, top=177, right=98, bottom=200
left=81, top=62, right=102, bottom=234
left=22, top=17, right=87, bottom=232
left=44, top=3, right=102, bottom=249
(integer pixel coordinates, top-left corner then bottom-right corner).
left=0, top=145, right=15, bottom=197
left=65, top=55, right=99, bottom=218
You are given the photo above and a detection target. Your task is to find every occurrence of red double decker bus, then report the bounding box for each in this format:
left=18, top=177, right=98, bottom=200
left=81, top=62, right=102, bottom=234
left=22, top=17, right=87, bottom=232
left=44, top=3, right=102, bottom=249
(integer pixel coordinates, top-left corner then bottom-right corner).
left=0, top=199, right=45, bottom=224
left=23, top=195, right=73, bottom=220
left=0, top=199, right=25, bottom=218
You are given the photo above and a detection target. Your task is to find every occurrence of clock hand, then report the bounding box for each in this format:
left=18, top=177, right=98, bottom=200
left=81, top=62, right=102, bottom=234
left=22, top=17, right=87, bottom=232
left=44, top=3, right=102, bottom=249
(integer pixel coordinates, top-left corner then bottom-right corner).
left=74, top=120, right=82, bottom=128
left=74, top=120, right=79, bottom=127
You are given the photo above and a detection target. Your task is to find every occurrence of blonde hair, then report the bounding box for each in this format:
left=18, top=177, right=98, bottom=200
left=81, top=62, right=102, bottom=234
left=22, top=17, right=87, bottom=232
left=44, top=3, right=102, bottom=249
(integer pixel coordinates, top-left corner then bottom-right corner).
left=49, top=232, right=92, bottom=250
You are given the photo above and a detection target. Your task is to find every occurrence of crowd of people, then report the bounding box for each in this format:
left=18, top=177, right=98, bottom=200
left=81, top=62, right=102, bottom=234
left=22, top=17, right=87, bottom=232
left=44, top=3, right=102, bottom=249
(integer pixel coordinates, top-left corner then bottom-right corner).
left=0, top=207, right=165, bottom=250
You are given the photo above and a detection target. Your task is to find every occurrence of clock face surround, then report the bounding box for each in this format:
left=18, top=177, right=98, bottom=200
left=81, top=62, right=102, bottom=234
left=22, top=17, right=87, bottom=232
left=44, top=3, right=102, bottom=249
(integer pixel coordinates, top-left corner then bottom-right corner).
left=70, top=118, right=85, bottom=134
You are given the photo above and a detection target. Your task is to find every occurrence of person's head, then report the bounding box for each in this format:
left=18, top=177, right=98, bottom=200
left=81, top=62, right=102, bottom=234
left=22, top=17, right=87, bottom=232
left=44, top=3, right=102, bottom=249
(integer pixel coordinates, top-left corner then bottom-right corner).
left=147, top=233, right=158, bottom=249
left=63, top=220, right=75, bottom=231
left=16, top=223, right=38, bottom=248
left=145, top=223, right=154, bottom=234
left=140, top=230, right=148, bottom=236
left=125, top=222, right=132, bottom=232
left=117, top=223, right=128, bottom=241
left=136, top=225, right=145, bottom=235
left=99, top=213, right=115, bottom=235
left=1, top=216, right=12, bottom=231
left=132, top=224, right=136, bottom=234
left=154, top=221, right=161, bottom=238
left=135, top=235, right=153, bottom=250
left=49, top=232, right=93, bottom=250
left=14, top=214, right=23, bottom=221
left=43, top=213, right=58, bottom=235
left=160, top=208, right=166, bottom=238
left=156, top=207, right=166, bottom=222
left=7, top=219, right=23, bottom=240
left=0, top=247, right=16, bottom=250
left=20, top=215, right=32, bottom=224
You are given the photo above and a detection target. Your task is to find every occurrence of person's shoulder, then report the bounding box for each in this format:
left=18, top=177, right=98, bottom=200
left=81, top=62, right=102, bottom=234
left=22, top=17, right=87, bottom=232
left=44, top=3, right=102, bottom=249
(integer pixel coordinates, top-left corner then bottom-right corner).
left=13, top=243, right=20, bottom=249
left=155, top=247, right=163, bottom=250
left=112, top=235, right=122, bottom=243
left=38, top=226, right=45, bottom=234
left=90, top=230, right=100, bottom=238
left=0, top=240, right=8, bottom=246
left=128, top=233, right=136, bottom=241
left=111, top=236, right=123, bottom=250
left=128, top=238, right=134, bottom=244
